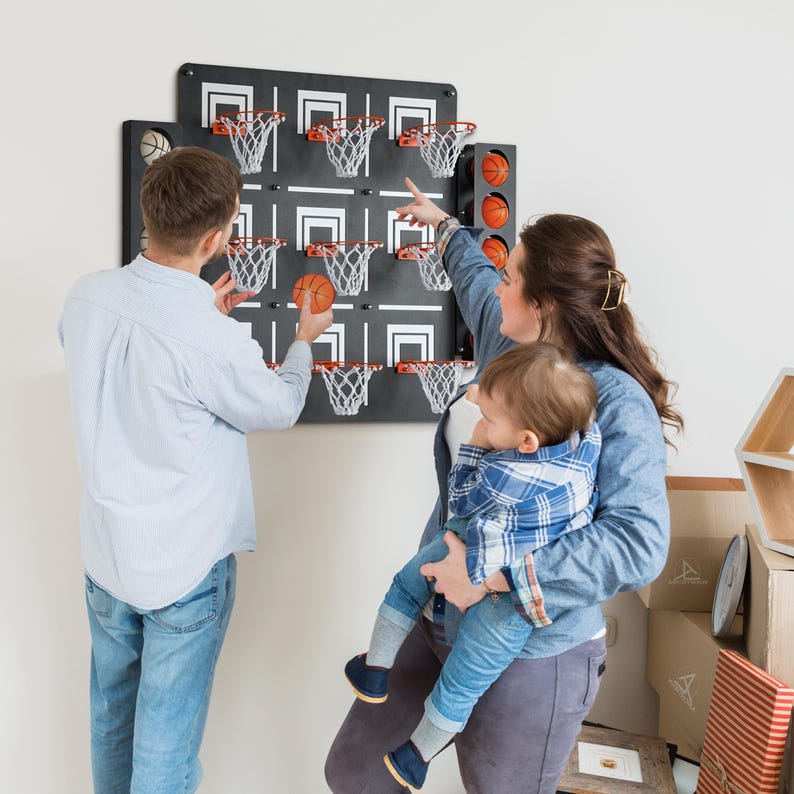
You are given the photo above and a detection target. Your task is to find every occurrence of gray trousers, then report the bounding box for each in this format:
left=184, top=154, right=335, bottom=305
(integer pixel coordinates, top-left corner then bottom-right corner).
left=325, top=617, right=606, bottom=794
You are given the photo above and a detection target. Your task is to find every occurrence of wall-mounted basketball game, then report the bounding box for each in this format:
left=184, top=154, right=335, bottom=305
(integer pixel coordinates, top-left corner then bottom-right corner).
left=122, top=63, right=517, bottom=422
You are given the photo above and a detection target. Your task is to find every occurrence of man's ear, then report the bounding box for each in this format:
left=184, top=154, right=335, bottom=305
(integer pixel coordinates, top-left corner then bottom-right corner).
left=201, top=229, right=223, bottom=256
left=518, top=430, right=540, bottom=454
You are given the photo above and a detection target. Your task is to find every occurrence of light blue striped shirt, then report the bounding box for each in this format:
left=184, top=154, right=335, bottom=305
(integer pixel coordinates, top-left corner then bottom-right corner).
left=59, top=255, right=313, bottom=609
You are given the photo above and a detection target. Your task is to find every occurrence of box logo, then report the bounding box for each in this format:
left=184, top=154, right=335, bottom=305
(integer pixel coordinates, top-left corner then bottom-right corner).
left=668, top=666, right=699, bottom=711
left=668, top=557, right=707, bottom=586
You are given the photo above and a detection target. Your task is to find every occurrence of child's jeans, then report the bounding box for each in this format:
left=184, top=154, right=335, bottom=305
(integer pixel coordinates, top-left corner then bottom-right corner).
left=379, top=531, right=531, bottom=732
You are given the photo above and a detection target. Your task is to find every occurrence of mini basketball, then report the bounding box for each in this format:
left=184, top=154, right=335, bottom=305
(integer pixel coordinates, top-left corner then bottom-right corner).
left=481, top=236, right=509, bottom=270
left=293, top=273, right=335, bottom=313
left=481, top=194, right=509, bottom=229
left=140, top=129, right=171, bottom=165
left=481, top=152, right=510, bottom=187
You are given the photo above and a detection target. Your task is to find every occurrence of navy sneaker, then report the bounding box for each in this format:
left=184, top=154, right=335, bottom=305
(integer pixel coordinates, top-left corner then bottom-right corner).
left=384, top=741, right=429, bottom=790
left=344, top=653, right=389, bottom=703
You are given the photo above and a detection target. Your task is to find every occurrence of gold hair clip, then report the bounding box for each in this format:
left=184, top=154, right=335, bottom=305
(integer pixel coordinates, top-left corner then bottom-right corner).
left=601, top=269, right=629, bottom=311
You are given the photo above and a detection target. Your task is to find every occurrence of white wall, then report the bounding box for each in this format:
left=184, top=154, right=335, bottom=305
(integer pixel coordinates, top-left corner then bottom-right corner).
left=4, top=1, right=794, bottom=791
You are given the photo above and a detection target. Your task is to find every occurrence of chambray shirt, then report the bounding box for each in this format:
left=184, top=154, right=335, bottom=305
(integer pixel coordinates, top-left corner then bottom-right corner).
left=423, top=228, right=670, bottom=658
left=59, top=255, right=313, bottom=610
left=450, top=426, right=601, bottom=588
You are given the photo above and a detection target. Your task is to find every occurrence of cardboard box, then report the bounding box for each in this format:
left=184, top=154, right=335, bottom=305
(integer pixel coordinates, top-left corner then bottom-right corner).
left=657, top=701, right=700, bottom=761
left=647, top=610, right=744, bottom=756
left=637, top=483, right=753, bottom=610
left=745, top=522, right=794, bottom=688
left=697, top=649, right=794, bottom=794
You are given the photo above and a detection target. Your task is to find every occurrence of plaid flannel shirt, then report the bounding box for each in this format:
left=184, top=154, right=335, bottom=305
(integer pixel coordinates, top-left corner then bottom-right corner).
left=448, top=424, right=601, bottom=625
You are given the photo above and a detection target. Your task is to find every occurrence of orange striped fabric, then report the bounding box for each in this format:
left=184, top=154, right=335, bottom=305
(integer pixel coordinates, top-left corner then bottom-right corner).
left=697, top=650, right=794, bottom=794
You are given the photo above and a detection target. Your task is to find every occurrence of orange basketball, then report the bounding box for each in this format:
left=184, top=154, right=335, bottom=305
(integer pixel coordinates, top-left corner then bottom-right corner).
left=481, top=236, right=509, bottom=270
left=293, top=273, right=335, bottom=313
left=481, top=194, right=509, bottom=229
left=481, top=152, right=509, bottom=187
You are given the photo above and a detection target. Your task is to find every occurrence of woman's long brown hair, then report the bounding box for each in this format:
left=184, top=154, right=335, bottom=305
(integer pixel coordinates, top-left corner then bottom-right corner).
left=517, top=214, right=683, bottom=445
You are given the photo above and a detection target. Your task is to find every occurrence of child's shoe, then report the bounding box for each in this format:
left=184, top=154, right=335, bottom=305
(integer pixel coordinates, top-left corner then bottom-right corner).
left=344, top=653, right=389, bottom=703
left=383, top=741, right=429, bottom=790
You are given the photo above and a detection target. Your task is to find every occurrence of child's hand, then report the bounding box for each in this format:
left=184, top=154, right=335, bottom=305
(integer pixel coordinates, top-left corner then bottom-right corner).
left=469, top=418, right=492, bottom=449
left=465, top=384, right=479, bottom=405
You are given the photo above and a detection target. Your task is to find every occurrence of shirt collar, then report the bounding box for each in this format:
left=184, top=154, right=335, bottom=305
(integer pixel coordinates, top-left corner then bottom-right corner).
left=129, top=254, right=216, bottom=303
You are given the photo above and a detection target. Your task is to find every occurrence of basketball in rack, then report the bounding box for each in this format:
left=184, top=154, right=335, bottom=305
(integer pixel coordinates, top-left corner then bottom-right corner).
left=213, top=110, right=286, bottom=175
left=313, top=361, right=383, bottom=416
left=308, top=116, right=385, bottom=178
left=399, top=121, right=477, bottom=178
left=396, top=242, right=452, bottom=291
left=306, top=240, right=384, bottom=296
left=397, top=359, right=476, bottom=414
left=225, top=237, right=286, bottom=293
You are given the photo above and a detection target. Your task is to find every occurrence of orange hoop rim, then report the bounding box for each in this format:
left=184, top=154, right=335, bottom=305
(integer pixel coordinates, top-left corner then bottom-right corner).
left=312, top=361, right=384, bottom=373
left=308, top=115, right=385, bottom=142
left=226, top=236, right=286, bottom=251
left=397, top=360, right=476, bottom=374
left=399, top=121, right=477, bottom=147
left=311, top=115, right=385, bottom=131
left=396, top=242, right=438, bottom=261
left=306, top=240, right=384, bottom=256
left=212, top=109, right=287, bottom=134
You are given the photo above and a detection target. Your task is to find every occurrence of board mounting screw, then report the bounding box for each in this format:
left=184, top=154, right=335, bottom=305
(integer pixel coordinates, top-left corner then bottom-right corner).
left=445, top=89, right=456, bottom=97
left=184, top=69, right=194, bottom=77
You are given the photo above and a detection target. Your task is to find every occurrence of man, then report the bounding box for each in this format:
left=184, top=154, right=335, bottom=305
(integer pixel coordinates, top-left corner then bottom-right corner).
left=59, top=146, right=332, bottom=792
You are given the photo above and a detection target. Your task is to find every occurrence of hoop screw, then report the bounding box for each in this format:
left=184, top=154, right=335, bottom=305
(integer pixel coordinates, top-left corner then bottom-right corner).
left=271, top=184, right=281, bottom=191
left=270, top=302, right=281, bottom=309
left=362, top=303, right=373, bottom=310
left=362, top=189, right=373, bottom=196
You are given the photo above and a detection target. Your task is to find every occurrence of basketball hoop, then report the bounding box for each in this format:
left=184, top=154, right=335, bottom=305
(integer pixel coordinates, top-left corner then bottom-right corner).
left=309, top=116, right=385, bottom=178
left=396, top=242, right=452, bottom=291
left=306, top=240, right=383, bottom=296
left=313, top=361, right=383, bottom=416
left=225, top=237, right=286, bottom=293
left=400, top=121, right=477, bottom=179
left=213, top=110, right=286, bottom=175
left=398, top=360, right=476, bottom=414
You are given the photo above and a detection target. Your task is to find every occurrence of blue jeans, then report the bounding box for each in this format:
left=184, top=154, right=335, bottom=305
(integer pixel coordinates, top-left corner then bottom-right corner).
left=380, top=532, right=531, bottom=732
left=85, top=554, right=237, bottom=794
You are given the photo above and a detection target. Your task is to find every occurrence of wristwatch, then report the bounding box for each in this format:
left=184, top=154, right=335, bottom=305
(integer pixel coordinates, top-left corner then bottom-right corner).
left=436, top=215, right=459, bottom=235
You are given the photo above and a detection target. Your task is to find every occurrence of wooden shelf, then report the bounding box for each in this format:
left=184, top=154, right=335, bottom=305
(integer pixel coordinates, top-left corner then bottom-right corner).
left=737, top=368, right=794, bottom=556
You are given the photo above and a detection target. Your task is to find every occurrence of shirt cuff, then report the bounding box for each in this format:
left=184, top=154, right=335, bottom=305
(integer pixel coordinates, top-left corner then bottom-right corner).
left=455, top=443, right=488, bottom=467
left=504, top=553, right=552, bottom=628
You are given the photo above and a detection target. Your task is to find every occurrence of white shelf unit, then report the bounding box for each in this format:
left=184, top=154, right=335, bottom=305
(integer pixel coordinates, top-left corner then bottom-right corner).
left=736, top=367, right=794, bottom=557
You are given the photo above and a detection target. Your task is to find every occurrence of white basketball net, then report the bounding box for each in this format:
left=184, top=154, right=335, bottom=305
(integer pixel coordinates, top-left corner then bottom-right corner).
left=405, top=244, right=452, bottom=291
left=315, top=242, right=383, bottom=296
left=217, top=111, right=285, bottom=175
left=318, top=363, right=382, bottom=416
left=226, top=238, right=284, bottom=293
left=408, top=123, right=476, bottom=179
left=410, top=361, right=473, bottom=414
left=314, top=118, right=384, bottom=178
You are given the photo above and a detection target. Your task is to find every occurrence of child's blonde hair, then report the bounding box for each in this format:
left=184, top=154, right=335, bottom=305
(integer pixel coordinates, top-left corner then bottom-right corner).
left=478, top=342, right=597, bottom=446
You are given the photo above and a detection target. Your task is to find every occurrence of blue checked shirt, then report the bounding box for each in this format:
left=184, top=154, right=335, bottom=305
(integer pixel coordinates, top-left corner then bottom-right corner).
left=449, top=426, right=602, bottom=589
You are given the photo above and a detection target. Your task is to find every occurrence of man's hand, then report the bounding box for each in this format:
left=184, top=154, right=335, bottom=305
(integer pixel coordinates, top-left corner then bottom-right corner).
left=295, top=292, right=333, bottom=344
left=212, top=271, right=254, bottom=315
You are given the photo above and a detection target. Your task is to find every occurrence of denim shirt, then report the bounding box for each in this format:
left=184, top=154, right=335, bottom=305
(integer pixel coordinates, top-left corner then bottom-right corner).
left=419, top=228, right=670, bottom=659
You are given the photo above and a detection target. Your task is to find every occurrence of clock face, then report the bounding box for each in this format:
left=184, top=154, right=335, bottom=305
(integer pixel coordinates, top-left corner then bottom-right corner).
left=711, top=534, right=748, bottom=638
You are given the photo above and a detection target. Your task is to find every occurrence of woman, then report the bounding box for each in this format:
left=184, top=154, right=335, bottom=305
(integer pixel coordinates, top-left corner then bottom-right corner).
left=325, top=178, right=682, bottom=793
